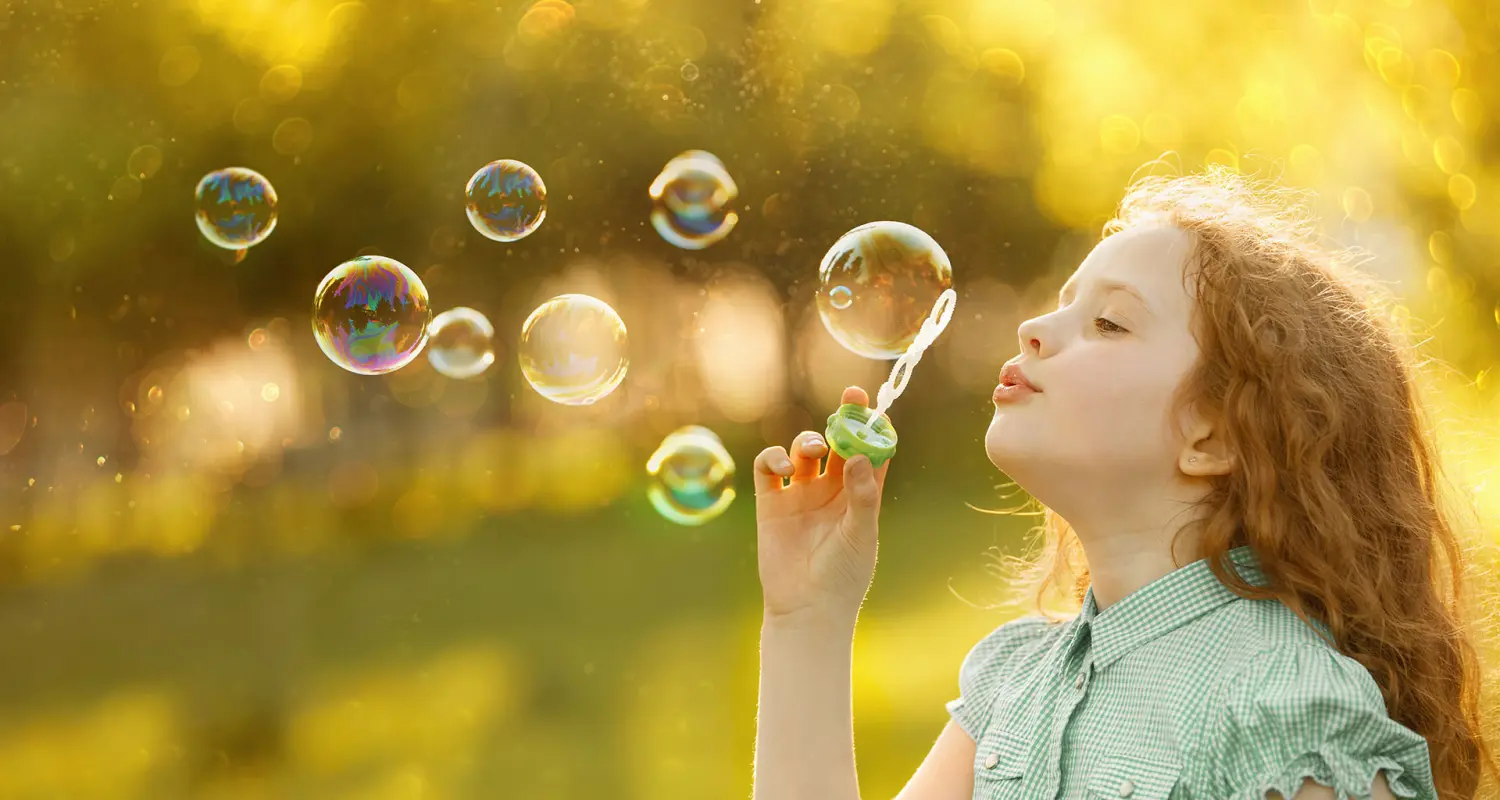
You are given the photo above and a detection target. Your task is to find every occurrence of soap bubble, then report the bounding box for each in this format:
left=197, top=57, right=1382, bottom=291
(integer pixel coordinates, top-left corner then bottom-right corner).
left=312, top=256, right=432, bottom=375
left=518, top=294, right=629, bottom=405
left=816, top=221, right=954, bottom=360
left=427, top=307, right=496, bottom=379
left=645, top=425, right=736, bottom=526
left=829, top=285, right=853, bottom=310
left=465, top=159, right=547, bottom=242
left=194, top=167, right=278, bottom=250
left=648, top=150, right=738, bottom=250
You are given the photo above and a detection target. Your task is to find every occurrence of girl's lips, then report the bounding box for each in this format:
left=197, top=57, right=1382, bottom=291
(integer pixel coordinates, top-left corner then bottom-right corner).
left=993, top=382, right=1038, bottom=404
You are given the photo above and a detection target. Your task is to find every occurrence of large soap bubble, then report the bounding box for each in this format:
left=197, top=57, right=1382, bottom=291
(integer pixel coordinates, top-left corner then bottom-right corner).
left=195, top=167, right=278, bottom=250
left=648, top=150, right=739, bottom=250
left=312, top=256, right=432, bottom=375
left=465, top=159, right=547, bottom=242
left=645, top=425, right=736, bottom=526
left=518, top=294, right=629, bottom=405
left=815, top=221, right=954, bottom=360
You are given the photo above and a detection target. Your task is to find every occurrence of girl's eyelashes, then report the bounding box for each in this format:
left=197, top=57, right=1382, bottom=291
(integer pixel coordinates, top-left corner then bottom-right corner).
left=1094, top=317, right=1128, bottom=334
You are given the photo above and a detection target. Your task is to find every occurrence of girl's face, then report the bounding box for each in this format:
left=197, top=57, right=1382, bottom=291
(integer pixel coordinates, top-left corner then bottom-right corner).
left=985, top=225, right=1207, bottom=506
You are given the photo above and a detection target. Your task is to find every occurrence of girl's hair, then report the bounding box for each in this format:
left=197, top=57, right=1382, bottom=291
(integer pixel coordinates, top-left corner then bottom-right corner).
left=988, top=165, right=1499, bottom=798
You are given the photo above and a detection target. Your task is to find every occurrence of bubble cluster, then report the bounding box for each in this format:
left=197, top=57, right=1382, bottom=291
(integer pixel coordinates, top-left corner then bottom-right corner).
left=312, top=256, right=432, bottom=375
left=518, top=294, right=629, bottom=406
left=648, top=150, right=739, bottom=250
left=816, top=221, right=954, bottom=360
left=465, top=159, right=547, bottom=242
left=427, top=307, right=496, bottom=379
left=194, top=167, right=279, bottom=250
left=645, top=426, right=736, bottom=526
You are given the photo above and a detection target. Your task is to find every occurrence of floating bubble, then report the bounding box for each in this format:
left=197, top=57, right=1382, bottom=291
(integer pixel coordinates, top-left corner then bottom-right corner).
left=829, top=284, right=853, bottom=310
left=816, top=221, right=954, bottom=360
left=195, top=167, right=279, bottom=250
left=465, top=159, right=547, bottom=242
left=518, top=294, right=629, bottom=405
left=648, top=150, right=739, bottom=250
left=645, top=425, right=736, bottom=526
left=312, top=256, right=432, bottom=375
left=427, top=306, right=496, bottom=379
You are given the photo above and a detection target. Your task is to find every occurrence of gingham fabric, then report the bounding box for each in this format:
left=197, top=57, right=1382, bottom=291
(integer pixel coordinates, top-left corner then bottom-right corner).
left=944, top=546, right=1437, bottom=800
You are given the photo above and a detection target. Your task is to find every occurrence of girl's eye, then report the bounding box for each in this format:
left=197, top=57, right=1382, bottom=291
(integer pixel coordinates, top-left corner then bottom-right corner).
left=1094, top=317, right=1127, bottom=334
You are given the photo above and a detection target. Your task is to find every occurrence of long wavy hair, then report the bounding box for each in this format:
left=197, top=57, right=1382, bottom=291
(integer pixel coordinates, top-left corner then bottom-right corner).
left=985, top=166, right=1499, bottom=798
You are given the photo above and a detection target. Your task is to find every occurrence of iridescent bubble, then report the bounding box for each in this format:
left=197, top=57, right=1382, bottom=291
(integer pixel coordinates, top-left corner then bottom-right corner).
left=648, top=150, right=739, bottom=250
left=312, top=256, right=432, bottom=375
left=645, top=425, right=736, bottom=526
left=816, top=221, right=954, bottom=360
left=518, top=294, right=629, bottom=405
left=427, top=306, right=496, bottom=379
left=829, top=284, right=853, bottom=310
left=194, top=167, right=278, bottom=250
left=465, top=159, right=547, bottom=242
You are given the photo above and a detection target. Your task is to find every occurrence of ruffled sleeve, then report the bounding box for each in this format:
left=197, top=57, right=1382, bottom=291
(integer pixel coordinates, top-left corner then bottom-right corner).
left=944, top=615, right=1050, bottom=740
left=1203, top=645, right=1437, bottom=800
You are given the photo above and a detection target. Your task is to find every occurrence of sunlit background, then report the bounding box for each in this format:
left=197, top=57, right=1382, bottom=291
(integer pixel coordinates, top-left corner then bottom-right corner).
left=3, top=0, right=1500, bottom=796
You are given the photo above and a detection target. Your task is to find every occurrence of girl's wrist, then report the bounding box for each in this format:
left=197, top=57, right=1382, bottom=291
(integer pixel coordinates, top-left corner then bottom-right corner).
left=762, top=605, right=859, bottom=639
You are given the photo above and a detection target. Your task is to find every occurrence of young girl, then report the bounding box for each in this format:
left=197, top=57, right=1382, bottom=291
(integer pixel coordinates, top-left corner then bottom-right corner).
left=749, top=168, right=1497, bottom=800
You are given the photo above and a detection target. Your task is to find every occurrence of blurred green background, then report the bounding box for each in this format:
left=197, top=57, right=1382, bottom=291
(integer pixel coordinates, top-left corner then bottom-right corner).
left=3, top=0, right=1500, bottom=797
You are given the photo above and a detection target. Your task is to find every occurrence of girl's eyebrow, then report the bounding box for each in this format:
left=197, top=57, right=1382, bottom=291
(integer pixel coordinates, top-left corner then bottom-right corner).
left=1058, top=278, right=1155, bottom=316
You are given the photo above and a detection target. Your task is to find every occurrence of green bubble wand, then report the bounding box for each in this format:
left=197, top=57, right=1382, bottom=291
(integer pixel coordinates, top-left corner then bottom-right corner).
left=824, top=288, right=957, bottom=468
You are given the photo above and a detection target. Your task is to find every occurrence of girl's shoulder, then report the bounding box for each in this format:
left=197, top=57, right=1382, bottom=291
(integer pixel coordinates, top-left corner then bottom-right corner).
left=960, top=613, right=1062, bottom=676
left=946, top=613, right=1066, bottom=739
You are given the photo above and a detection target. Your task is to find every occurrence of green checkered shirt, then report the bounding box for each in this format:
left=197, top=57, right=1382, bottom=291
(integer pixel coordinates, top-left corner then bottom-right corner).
left=945, top=545, right=1437, bottom=799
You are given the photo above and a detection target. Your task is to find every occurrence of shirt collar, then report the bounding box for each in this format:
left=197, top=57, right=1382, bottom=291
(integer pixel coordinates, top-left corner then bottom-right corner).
left=1077, top=545, right=1296, bottom=670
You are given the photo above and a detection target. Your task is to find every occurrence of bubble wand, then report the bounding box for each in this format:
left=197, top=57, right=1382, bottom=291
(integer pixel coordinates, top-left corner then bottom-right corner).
left=824, top=287, right=957, bottom=468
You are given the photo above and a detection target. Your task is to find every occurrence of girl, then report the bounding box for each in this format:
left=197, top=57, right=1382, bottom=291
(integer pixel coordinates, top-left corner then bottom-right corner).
left=749, top=167, right=1498, bottom=800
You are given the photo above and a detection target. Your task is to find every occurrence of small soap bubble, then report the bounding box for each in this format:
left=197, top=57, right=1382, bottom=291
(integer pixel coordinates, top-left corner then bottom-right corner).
left=648, top=150, right=739, bottom=250
left=312, top=256, right=432, bottom=375
left=194, top=167, right=278, bottom=250
left=680, top=61, right=700, bottom=82
left=645, top=425, right=736, bottom=526
left=518, top=294, right=629, bottom=406
left=427, top=306, right=497, bottom=379
left=816, top=221, right=954, bottom=360
left=829, top=284, right=853, bottom=310
left=465, top=159, right=547, bottom=242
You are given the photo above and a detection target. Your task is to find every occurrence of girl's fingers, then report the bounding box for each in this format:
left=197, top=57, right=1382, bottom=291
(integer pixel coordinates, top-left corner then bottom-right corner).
left=788, top=431, right=828, bottom=483
left=827, top=386, right=872, bottom=478
left=753, top=445, right=794, bottom=495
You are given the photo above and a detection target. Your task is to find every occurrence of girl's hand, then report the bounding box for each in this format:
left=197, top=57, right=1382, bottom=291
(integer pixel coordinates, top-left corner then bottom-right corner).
left=753, top=386, right=892, bottom=627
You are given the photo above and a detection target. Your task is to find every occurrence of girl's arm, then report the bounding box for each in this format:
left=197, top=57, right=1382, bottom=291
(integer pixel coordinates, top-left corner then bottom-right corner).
left=752, top=612, right=861, bottom=800
left=752, top=611, right=977, bottom=800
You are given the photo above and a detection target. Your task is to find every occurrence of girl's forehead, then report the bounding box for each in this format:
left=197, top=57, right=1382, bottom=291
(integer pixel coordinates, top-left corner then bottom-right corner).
left=1070, top=226, right=1198, bottom=310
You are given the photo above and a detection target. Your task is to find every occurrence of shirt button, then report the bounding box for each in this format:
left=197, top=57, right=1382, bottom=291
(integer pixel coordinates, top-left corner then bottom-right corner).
left=983, top=753, right=999, bottom=769
left=1119, top=778, right=1135, bottom=796
left=1075, top=672, right=1085, bottom=689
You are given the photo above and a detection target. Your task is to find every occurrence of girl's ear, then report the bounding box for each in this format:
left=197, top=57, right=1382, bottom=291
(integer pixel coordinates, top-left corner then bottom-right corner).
left=1180, top=403, right=1235, bottom=476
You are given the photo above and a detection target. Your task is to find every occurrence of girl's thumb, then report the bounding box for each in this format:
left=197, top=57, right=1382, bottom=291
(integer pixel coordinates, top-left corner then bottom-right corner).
left=845, top=455, right=881, bottom=513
